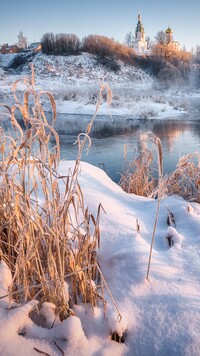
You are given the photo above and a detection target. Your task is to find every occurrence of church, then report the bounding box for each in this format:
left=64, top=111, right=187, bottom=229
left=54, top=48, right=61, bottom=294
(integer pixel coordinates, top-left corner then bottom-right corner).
left=133, top=14, right=180, bottom=54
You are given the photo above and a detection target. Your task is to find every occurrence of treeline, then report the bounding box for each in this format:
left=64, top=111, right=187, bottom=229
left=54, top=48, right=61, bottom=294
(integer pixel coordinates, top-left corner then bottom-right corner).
left=41, top=33, right=81, bottom=56
left=41, top=33, right=135, bottom=71
left=41, top=32, right=134, bottom=57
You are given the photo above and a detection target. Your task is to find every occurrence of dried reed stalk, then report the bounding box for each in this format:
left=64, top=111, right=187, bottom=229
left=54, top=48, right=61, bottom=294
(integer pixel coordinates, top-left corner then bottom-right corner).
left=119, top=144, right=157, bottom=197
left=0, top=69, right=115, bottom=319
left=141, top=132, right=163, bottom=281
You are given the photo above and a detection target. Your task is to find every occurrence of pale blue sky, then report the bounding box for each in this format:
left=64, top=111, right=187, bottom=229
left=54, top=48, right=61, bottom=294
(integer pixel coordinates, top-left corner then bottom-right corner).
left=1, top=0, right=199, bottom=50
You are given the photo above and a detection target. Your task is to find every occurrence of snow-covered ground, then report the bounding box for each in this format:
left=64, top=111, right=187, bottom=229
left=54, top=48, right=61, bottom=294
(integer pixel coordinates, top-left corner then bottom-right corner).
left=1, top=161, right=200, bottom=355
left=0, top=52, right=193, bottom=119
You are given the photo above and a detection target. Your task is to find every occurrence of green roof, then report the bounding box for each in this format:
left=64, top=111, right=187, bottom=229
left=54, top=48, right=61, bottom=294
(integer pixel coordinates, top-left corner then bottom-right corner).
left=135, top=19, right=144, bottom=35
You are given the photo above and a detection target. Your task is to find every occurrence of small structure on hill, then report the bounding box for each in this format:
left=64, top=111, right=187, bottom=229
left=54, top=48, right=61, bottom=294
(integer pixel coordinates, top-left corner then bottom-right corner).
left=133, top=14, right=148, bottom=55
left=20, top=42, right=42, bottom=54
left=28, top=42, right=42, bottom=53
left=0, top=44, right=20, bottom=54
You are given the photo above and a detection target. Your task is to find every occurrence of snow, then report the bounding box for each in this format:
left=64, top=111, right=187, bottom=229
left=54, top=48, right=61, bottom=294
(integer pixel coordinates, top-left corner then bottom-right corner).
left=0, top=52, right=191, bottom=119
left=1, top=160, right=200, bottom=355
left=1, top=52, right=200, bottom=355
left=166, top=226, right=184, bottom=248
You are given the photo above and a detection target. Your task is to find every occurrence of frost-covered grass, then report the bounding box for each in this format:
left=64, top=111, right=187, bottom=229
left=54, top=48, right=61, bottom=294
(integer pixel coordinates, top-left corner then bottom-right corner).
left=0, top=72, right=119, bottom=325
left=120, top=143, right=200, bottom=203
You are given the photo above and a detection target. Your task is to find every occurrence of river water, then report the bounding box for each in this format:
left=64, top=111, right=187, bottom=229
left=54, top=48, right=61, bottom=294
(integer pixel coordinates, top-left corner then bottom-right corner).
left=48, top=98, right=200, bottom=183
left=1, top=97, right=200, bottom=184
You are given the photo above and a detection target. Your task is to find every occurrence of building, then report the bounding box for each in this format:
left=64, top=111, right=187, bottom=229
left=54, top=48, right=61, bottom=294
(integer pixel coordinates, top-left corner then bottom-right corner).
left=28, top=42, right=42, bottom=53
left=132, top=14, right=180, bottom=55
left=21, top=42, right=42, bottom=54
left=133, top=14, right=148, bottom=55
left=0, top=44, right=20, bottom=54
left=165, top=27, right=180, bottom=50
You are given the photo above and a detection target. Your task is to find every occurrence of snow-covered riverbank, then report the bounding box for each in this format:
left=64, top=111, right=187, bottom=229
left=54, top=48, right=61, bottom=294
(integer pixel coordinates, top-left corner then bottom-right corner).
left=1, top=161, right=200, bottom=355
left=1, top=52, right=198, bottom=120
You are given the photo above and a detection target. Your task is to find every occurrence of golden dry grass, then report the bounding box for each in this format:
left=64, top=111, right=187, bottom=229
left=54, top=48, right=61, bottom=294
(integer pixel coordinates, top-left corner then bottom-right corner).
left=119, top=133, right=161, bottom=198
left=119, top=132, right=199, bottom=280
left=0, top=68, right=119, bottom=321
left=165, top=152, right=200, bottom=203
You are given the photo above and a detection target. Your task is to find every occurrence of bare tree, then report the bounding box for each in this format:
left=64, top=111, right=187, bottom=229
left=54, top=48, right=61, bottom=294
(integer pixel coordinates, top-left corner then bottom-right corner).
left=124, top=31, right=134, bottom=48
left=146, top=36, right=153, bottom=50
left=154, top=31, right=166, bottom=45
left=17, top=31, right=28, bottom=49
left=194, top=45, right=200, bottom=64
left=41, top=33, right=80, bottom=55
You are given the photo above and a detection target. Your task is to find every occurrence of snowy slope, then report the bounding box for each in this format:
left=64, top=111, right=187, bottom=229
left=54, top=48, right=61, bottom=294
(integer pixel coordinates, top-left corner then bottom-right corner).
left=0, top=52, right=187, bottom=118
left=26, top=52, right=153, bottom=87
left=1, top=161, right=200, bottom=355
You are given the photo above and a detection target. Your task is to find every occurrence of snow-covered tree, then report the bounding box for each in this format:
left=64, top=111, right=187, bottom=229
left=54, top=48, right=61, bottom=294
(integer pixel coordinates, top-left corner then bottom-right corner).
left=194, top=45, right=200, bottom=64
left=17, top=31, right=28, bottom=49
left=124, top=31, right=134, bottom=48
left=146, top=36, right=153, bottom=50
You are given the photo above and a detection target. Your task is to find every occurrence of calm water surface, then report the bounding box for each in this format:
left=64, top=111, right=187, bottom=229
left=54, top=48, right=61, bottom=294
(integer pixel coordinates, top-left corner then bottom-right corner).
left=2, top=98, right=200, bottom=183
left=46, top=98, right=200, bottom=183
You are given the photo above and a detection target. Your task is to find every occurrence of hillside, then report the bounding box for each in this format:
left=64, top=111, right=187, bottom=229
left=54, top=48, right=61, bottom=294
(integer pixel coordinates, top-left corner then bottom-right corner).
left=0, top=52, right=188, bottom=117
left=29, top=52, right=153, bottom=87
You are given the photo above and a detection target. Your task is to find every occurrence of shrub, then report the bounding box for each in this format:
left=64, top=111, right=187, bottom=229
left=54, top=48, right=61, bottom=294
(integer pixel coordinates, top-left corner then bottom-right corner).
left=96, top=55, right=121, bottom=72
left=165, top=152, right=200, bottom=203
left=82, top=34, right=135, bottom=70
left=157, top=64, right=183, bottom=88
left=82, top=35, right=115, bottom=58
left=133, top=55, right=165, bottom=76
left=7, top=54, right=31, bottom=69
left=120, top=136, right=200, bottom=204
left=119, top=145, right=158, bottom=197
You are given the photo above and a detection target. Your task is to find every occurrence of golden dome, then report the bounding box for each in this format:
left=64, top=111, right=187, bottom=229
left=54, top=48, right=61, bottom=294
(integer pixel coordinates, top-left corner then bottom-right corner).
left=166, top=27, right=173, bottom=34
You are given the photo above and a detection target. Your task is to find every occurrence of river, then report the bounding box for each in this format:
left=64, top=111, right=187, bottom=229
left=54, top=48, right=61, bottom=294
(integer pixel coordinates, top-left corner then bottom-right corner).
left=1, top=97, right=200, bottom=184
left=49, top=98, right=200, bottom=183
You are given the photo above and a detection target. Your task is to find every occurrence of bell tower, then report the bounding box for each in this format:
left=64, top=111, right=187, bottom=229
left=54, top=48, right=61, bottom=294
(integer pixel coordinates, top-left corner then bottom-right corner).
left=133, top=13, right=147, bottom=54
left=135, top=14, right=145, bottom=41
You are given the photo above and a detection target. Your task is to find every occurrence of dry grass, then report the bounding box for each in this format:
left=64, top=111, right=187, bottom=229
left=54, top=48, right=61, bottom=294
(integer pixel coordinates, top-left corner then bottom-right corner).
left=140, top=132, right=163, bottom=281
left=119, top=141, right=158, bottom=198
left=120, top=135, right=199, bottom=204
left=119, top=132, right=164, bottom=280
left=165, top=152, right=200, bottom=203
left=119, top=132, right=199, bottom=280
left=0, top=68, right=117, bottom=320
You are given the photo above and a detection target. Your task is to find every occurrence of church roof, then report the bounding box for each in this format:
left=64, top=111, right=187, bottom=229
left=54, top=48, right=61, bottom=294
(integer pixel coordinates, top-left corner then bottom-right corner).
left=135, top=14, right=145, bottom=35
left=166, top=27, right=173, bottom=33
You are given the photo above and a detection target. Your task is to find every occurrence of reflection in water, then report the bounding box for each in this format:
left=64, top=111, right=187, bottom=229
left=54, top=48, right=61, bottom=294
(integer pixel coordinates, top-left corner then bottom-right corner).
left=48, top=112, right=200, bottom=183
left=1, top=107, right=200, bottom=184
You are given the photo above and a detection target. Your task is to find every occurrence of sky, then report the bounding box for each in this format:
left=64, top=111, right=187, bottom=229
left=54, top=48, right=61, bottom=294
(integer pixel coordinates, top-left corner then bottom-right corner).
left=1, top=0, right=200, bottom=51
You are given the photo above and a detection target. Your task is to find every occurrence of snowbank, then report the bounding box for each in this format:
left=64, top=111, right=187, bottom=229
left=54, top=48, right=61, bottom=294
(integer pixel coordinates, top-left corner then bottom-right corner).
left=1, top=161, right=200, bottom=355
